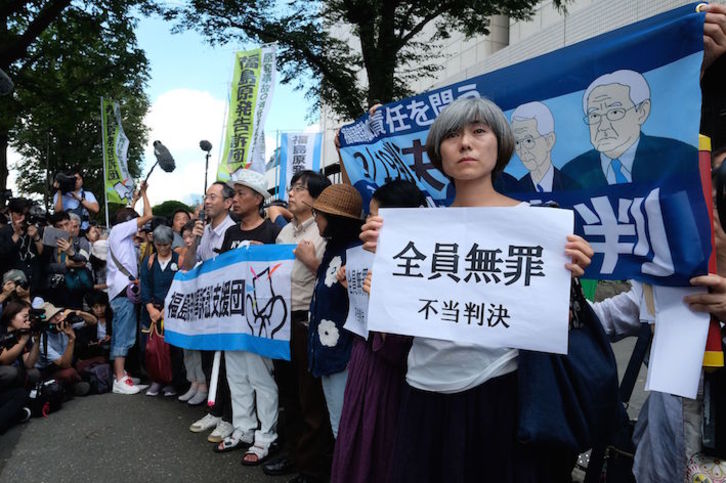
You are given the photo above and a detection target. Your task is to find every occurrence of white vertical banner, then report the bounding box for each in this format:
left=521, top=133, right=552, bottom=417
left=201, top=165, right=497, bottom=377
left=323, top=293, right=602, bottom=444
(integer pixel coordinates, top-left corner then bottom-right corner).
left=278, top=132, right=322, bottom=199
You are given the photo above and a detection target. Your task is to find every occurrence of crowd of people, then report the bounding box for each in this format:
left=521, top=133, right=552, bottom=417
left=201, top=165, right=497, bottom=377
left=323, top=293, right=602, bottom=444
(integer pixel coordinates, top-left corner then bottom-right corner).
left=1, top=5, right=726, bottom=482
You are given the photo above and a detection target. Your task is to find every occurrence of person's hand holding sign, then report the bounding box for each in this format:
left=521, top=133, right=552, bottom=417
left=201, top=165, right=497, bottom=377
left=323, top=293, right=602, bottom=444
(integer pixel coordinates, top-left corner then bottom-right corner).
left=564, top=234, right=593, bottom=277
left=360, top=216, right=383, bottom=253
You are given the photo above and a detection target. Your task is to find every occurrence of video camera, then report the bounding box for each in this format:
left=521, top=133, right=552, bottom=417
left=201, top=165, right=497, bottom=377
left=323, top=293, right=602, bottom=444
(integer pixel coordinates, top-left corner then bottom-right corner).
left=54, top=172, right=77, bottom=194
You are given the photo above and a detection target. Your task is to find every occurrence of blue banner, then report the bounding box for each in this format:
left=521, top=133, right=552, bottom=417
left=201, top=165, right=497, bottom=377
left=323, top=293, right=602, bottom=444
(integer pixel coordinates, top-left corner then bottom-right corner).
left=278, top=132, right=323, bottom=200
left=339, top=3, right=709, bottom=286
left=164, top=244, right=296, bottom=360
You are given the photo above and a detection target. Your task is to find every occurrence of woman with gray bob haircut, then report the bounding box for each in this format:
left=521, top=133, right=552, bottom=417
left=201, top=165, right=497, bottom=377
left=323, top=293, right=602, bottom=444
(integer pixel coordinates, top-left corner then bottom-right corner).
left=360, top=95, right=594, bottom=482
left=425, top=96, right=515, bottom=181
left=140, top=222, right=184, bottom=397
left=151, top=225, right=174, bottom=245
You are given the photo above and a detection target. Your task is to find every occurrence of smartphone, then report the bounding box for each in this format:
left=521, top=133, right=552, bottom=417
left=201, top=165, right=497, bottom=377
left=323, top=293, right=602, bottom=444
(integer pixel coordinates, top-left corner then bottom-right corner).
left=42, top=226, right=71, bottom=247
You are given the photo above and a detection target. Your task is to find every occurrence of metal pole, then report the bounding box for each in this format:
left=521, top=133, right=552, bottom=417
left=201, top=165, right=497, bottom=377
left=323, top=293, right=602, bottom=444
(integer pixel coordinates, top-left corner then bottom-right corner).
left=99, top=96, right=110, bottom=227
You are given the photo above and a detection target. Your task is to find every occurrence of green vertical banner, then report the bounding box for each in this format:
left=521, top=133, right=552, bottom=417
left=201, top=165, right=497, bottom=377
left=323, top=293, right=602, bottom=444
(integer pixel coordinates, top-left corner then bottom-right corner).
left=101, top=98, right=135, bottom=205
left=218, top=44, right=276, bottom=180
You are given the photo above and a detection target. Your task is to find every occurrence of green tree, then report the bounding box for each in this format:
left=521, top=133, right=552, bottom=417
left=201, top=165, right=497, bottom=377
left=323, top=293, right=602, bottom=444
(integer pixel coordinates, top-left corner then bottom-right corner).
left=152, top=199, right=192, bottom=219
left=0, top=1, right=154, bottom=203
left=161, top=0, right=566, bottom=120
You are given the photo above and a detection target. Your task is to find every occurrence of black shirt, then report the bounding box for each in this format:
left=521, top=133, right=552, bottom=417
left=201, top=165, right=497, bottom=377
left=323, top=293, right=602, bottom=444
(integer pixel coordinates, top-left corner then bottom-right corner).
left=220, top=219, right=281, bottom=253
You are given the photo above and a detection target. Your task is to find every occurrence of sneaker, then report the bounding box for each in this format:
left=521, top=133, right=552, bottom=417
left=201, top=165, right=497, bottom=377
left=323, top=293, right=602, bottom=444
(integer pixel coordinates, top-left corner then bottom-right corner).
left=178, top=386, right=197, bottom=402
left=112, top=376, right=141, bottom=395
left=19, top=407, right=31, bottom=424
left=146, top=382, right=162, bottom=396
left=187, top=390, right=208, bottom=406
left=190, top=413, right=221, bottom=433
left=123, top=372, right=141, bottom=385
left=73, top=381, right=91, bottom=397
left=208, top=420, right=234, bottom=443
left=162, top=385, right=177, bottom=397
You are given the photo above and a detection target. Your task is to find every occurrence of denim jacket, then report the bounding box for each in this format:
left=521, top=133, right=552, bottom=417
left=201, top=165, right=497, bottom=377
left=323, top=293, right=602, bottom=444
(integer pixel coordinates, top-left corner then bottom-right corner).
left=307, top=241, right=360, bottom=377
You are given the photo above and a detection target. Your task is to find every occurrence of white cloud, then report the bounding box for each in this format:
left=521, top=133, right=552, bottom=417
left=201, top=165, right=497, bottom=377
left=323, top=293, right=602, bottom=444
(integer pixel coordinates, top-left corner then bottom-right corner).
left=142, top=88, right=226, bottom=206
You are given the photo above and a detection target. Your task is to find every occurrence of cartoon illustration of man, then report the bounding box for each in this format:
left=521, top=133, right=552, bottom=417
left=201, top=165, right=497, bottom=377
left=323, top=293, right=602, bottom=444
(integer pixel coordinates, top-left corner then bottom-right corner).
left=561, top=69, right=696, bottom=189
left=510, top=101, right=573, bottom=192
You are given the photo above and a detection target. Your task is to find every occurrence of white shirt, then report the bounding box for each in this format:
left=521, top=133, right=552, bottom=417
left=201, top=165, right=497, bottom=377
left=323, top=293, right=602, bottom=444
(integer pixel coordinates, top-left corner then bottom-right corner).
left=276, top=217, right=326, bottom=311
left=107, top=218, right=139, bottom=299
left=600, top=137, right=640, bottom=184
left=197, top=215, right=236, bottom=262
left=405, top=203, right=526, bottom=393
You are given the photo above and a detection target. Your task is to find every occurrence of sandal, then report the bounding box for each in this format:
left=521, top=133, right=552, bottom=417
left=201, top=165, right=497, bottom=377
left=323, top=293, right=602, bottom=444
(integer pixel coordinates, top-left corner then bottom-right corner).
left=241, top=443, right=273, bottom=466
left=214, top=430, right=253, bottom=453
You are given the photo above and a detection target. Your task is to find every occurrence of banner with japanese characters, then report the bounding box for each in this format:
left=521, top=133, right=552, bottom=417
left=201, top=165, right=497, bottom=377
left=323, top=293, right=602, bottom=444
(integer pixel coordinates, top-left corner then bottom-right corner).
left=278, top=132, right=322, bottom=200
left=338, top=4, right=709, bottom=286
left=367, top=206, right=574, bottom=353
left=164, top=244, right=294, bottom=360
left=218, top=45, right=277, bottom=179
left=100, top=98, right=135, bottom=205
left=343, top=245, right=374, bottom=339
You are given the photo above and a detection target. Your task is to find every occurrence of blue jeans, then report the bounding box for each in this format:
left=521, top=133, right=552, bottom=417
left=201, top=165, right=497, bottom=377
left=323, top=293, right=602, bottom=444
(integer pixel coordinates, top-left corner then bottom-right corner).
left=321, top=368, right=348, bottom=438
left=110, top=296, right=137, bottom=359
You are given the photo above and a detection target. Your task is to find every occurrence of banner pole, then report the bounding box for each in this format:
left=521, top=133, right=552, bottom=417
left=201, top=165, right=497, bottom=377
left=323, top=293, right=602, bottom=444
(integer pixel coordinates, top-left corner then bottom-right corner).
left=100, top=96, right=110, bottom=227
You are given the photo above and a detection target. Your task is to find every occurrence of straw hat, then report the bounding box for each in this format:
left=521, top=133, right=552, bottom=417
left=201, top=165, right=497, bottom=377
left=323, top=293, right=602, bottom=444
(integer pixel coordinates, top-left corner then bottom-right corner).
left=42, top=302, right=64, bottom=321
left=313, top=184, right=362, bottom=220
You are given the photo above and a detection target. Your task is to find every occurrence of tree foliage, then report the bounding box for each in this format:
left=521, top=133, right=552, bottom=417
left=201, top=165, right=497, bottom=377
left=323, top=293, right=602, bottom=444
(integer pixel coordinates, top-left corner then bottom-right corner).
left=0, top=1, right=154, bottom=206
left=160, top=0, right=566, bottom=120
left=152, top=199, right=193, bottom=219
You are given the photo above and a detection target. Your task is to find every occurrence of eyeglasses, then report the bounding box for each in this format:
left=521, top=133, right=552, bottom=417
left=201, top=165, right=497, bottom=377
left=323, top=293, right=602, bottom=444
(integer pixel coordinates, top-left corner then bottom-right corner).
left=583, top=105, right=638, bottom=125
left=514, top=135, right=543, bottom=150
left=311, top=209, right=319, bottom=220
left=287, top=184, right=308, bottom=194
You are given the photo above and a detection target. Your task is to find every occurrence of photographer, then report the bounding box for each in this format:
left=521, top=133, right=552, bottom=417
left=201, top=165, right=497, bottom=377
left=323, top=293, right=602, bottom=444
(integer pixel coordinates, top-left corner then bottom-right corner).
left=35, top=302, right=96, bottom=397
left=0, top=270, right=31, bottom=308
left=53, top=167, right=99, bottom=232
left=0, top=198, right=44, bottom=290
left=0, top=301, right=41, bottom=390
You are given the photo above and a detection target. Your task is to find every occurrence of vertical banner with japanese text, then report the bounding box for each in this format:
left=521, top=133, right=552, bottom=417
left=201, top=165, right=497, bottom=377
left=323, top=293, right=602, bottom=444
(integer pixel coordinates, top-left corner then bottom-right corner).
left=218, top=45, right=277, bottom=179
left=338, top=4, right=708, bottom=287
left=101, top=98, right=135, bottom=206
left=164, top=244, right=294, bottom=361
left=367, top=206, right=574, bottom=353
left=278, top=132, right=322, bottom=200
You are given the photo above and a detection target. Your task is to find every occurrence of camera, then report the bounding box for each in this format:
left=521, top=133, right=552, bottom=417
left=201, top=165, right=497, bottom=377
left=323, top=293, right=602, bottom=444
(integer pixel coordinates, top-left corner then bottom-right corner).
left=54, top=172, right=77, bottom=194
left=29, top=308, right=53, bottom=333
left=0, top=332, right=19, bottom=350
left=26, top=204, right=47, bottom=226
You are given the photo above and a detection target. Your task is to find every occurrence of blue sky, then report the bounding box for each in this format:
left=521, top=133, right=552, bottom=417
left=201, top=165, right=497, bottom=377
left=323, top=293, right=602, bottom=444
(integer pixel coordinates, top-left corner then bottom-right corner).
left=133, top=15, right=317, bottom=205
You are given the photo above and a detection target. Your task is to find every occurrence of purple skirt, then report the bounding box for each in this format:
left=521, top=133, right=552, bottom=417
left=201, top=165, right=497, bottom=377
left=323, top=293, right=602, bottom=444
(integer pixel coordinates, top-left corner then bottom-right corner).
left=330, top=334, right=412, bottom=483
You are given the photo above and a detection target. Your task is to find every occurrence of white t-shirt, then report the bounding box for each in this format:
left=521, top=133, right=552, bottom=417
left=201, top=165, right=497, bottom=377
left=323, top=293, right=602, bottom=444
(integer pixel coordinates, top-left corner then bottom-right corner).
left=405, top=202, right=528, bottom=394
left=53, top=190, right=98, bottom=230
left=107, top=218, right=139, bottom=299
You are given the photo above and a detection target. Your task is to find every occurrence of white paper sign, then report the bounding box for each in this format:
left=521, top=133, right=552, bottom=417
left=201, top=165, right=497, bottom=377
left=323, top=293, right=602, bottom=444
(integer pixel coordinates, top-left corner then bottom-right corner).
left=367, top=206, right=574, bottom=353
left=645, top=285, right=709, bottom=399
left=344, top=246, right=375, bottom=339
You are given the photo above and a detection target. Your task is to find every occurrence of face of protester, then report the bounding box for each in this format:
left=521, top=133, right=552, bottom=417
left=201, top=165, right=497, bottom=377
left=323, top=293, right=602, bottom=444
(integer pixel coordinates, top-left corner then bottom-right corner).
left=512, top=118, right=553, bottom=173
left=69, top=218, right=80, bottom=237
left=154, top=241, right=172, bottom=257
left=73, top=173, right=83, bottom=191
left=10, top=210, right=26, bottom=226
left=204, top=184, right=230, bottom=220
left=9, top=307, right=30, bottom=332
left=313, top=210, right=327, bottom=237
left=288, top=181, right=314, bottom=218
left=91, top=303, right=106, bottom=320
left=440, top=122, right=499, bottom=182
left=231, top=184, right=262, bottom=217
left=54, top=218, right=70, bottom=232
left=182, top=229, right=194, bottom=248
left=586, top=83, right=649, bottom=160
left=173, top=212, right=190, bottom=233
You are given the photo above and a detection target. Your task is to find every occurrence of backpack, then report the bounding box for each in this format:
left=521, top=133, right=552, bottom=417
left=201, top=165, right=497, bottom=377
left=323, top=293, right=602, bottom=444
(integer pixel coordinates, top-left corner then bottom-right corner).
left=82, top=362, right=113, bottom=394
left=28, top=379, right=65, bottom=417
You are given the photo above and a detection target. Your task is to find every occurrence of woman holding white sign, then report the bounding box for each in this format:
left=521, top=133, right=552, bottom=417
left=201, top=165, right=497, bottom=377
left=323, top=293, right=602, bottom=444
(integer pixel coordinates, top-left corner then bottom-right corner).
left=360, top=96, right=593, bottom=482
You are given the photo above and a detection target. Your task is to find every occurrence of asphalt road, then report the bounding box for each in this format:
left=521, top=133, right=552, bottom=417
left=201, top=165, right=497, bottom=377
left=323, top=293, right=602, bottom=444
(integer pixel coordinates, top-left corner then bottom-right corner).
left=0, top=391, right=287, bottom=483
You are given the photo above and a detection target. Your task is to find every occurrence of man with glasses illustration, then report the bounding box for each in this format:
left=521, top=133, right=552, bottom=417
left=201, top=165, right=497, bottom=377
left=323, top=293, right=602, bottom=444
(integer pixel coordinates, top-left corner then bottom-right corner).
left=510, top=101, right=574, bottom=193
left=561, top=69, right=695, bottom=189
